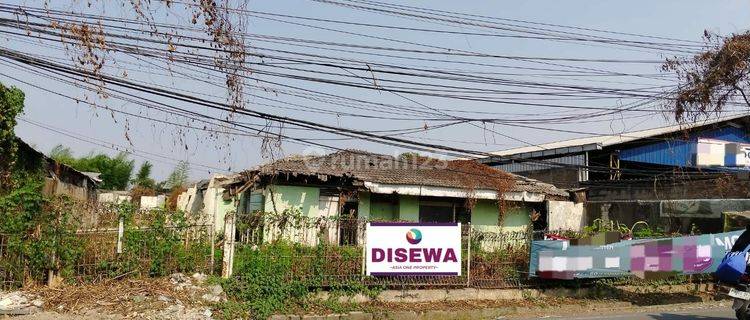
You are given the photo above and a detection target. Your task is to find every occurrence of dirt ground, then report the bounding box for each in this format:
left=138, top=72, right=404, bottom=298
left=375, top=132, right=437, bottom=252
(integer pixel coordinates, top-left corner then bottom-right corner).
left=6, top=300, right=733, bottom=320
left=1, top=277, right=727, bottom=320
left=2, top=274, right=219, bottom=320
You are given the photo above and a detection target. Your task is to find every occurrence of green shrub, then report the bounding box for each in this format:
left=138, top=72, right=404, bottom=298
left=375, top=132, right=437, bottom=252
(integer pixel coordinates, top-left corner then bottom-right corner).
left=222, top=241, right=379, bottom=319
left=0, top=175, right=82, bottom=283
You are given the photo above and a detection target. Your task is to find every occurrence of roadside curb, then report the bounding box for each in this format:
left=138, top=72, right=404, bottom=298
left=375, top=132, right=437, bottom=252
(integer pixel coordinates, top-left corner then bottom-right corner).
left=270, top=301, right=638, bottom=320
left=274, top=283, right=720, bottom=319
left=314, top=282, right=716, bottom=304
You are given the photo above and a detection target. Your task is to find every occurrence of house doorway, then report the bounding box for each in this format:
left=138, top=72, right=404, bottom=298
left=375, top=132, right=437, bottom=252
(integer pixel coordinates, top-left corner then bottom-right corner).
left=339, top=201, right=359, bottom=245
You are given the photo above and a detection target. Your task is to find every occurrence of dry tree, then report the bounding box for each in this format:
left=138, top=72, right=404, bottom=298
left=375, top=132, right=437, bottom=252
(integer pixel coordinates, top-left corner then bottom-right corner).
left=664, top=32, right=750, bottom=122
left=17, top=1, right=286, bottom=161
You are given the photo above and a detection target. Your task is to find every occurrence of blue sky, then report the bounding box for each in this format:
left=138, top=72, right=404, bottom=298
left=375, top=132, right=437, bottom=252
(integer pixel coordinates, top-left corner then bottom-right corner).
left=3, top=0, right=750, bottom=182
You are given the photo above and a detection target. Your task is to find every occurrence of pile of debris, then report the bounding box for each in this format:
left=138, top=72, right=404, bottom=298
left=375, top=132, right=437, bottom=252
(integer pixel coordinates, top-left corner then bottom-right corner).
left=7, top=273, right=225, bottom=319
left=0, top=291, right=44, bottom=315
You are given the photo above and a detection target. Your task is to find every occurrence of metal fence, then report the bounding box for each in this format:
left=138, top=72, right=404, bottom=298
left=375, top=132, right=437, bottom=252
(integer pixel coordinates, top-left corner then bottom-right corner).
left=71, top=222, right=215, bottom=283
left=229, top=216, right=534, bottom=289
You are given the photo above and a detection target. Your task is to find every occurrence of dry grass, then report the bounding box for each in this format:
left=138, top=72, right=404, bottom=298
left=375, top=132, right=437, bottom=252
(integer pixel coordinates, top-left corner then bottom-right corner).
left=29, top=277, right=209, bottom=314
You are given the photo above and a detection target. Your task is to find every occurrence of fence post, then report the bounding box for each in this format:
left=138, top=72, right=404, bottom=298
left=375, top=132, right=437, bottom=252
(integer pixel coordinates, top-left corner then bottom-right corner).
left=222, top=212, right=236, bottom=278
left=466, top=223, right=471, bottom=287
left=117, top=216, right=124, bottom=254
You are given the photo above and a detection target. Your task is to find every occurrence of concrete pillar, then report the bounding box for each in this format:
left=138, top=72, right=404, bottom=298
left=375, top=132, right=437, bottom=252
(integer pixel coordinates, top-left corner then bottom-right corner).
left=221, top=213, right=236, bottom=278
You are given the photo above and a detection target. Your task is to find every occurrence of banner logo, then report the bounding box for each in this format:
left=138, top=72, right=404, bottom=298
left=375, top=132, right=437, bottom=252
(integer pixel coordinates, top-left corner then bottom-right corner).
left=406, top=228, right=422, bottom=245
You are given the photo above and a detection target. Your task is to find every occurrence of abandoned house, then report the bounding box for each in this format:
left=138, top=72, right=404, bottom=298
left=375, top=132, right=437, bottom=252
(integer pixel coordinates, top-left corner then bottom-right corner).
left=221, top=150, right=579, bottom=244
left=176, top=174, right=236, bottom=232
left=479, top=114, right=750, bottom=233
left=16, top=138, right=100, bottom=202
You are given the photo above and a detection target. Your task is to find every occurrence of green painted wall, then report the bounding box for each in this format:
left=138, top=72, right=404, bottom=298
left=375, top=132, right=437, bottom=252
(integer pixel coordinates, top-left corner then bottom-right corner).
left=371, top=201, right=398, bottom=221
left=398, top=195, right=419, bottom=222
left=215, top=193, right=235, bottom=229
left=263, top=185, right=320, bottom=217
left=470, top=201, right=532, bottom=234
left=501, top=206, right=531, bottom=232
left=358, top=192, right=371, bottom=220
left=471, top=199, right=499, bottom=226
left=253, top=185, right=532, bottom=232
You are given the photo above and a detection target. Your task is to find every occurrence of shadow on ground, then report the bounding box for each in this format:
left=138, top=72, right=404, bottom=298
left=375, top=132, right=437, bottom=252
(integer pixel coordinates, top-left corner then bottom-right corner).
left=580, top=283, right=712, bottom=306
left=649, top=314, right=732, bottom=320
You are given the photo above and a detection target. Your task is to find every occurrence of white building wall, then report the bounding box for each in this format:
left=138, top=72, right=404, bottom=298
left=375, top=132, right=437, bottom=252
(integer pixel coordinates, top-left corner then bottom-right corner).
left=140, top=195, right=166, bottom=209
left=547, top=200, right=585, bottom=231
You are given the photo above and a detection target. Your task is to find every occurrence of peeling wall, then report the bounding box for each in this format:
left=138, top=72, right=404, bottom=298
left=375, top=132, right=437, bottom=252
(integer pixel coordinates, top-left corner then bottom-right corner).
left=547, top=200, right=585, bottom=231
left=140, top=195, right=166, bottom=209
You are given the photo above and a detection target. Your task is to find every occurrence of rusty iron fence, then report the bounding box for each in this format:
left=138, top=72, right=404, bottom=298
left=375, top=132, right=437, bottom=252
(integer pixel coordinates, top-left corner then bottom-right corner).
left=229, top=216, right=534, bottom=289
left=71, top=224, right=215, bottom=283
left=0, top=206, right=218, bottom=289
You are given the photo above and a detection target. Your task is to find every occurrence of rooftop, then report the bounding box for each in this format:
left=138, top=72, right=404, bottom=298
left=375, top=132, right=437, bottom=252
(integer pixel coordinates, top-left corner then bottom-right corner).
left=485, top=114, right=750, bottom=159
left=247, top=150, right=568, bottom=198
left=17, top=138, right=100, bottom=187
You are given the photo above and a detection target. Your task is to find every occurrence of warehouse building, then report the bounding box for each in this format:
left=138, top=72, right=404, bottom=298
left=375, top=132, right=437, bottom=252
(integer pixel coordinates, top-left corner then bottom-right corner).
left=480, top=114, right=750, bottom=233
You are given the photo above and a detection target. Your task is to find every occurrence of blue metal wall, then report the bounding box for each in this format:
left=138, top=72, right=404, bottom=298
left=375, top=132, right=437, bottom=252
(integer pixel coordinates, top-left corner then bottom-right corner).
left=619, top=126, right=750, bottom=167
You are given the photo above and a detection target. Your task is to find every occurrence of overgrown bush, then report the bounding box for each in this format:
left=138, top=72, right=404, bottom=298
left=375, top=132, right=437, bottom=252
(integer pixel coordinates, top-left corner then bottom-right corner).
left=93, top=202, right=214, bottom=278
left=0, top=175, right=82, bottom=283
left=220, top=241, right=377, bottom=319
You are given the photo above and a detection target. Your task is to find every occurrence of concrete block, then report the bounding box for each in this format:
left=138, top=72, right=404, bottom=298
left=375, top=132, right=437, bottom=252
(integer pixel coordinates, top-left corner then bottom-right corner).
left=337, top=293, right=369, bottom=304
left=345, top=311, right=373, bottom=320
left=374, top=311, right=418, bottom=320
left=378, top=290, right=448, bottom=303
left=445, top=288, right=477, bottom=301
left=423, top=310, right=461, bottom=320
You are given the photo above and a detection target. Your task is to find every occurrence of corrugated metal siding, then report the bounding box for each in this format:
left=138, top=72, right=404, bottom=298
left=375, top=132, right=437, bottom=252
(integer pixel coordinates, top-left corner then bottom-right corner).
left=619, top=139, right=694, bottom=166
left=619, top=126, right=750, bottom=167
left=493, top=154, right=586, bottom=173
left=704, top=126, right=750, bottom=143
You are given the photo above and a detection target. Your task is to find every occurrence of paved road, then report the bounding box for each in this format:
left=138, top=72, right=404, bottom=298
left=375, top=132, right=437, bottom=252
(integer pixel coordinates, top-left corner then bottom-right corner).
left=513, top=304, right=735, bottom=320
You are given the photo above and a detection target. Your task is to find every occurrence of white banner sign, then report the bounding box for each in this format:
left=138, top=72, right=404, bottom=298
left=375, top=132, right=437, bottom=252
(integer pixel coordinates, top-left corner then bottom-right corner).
left=365, top=222, right=461, bottom=276
left=696, top=138, right=750, bottom=167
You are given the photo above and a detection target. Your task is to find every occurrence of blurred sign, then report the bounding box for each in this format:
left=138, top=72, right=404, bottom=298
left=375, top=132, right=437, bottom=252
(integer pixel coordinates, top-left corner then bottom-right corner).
left=529, top=230, right=743, bottom=280
left=696, top=138, right=750, bottom=167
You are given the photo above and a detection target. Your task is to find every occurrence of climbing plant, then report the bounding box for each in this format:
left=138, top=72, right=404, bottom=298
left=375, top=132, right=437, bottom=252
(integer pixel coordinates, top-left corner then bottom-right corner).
left=0, top=82, right=25, bottom=190
left=0, top=175, right=83, bottom=282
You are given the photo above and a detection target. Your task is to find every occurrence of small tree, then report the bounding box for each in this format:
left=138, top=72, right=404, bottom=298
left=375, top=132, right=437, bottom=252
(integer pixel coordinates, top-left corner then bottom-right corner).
left=53, top=149, right=135, bottom=190
left=49, top=145, right=76, bottom=166
left=163, top=161, right=190, bottom=191
left=132, top=161, right=156, bottom=189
